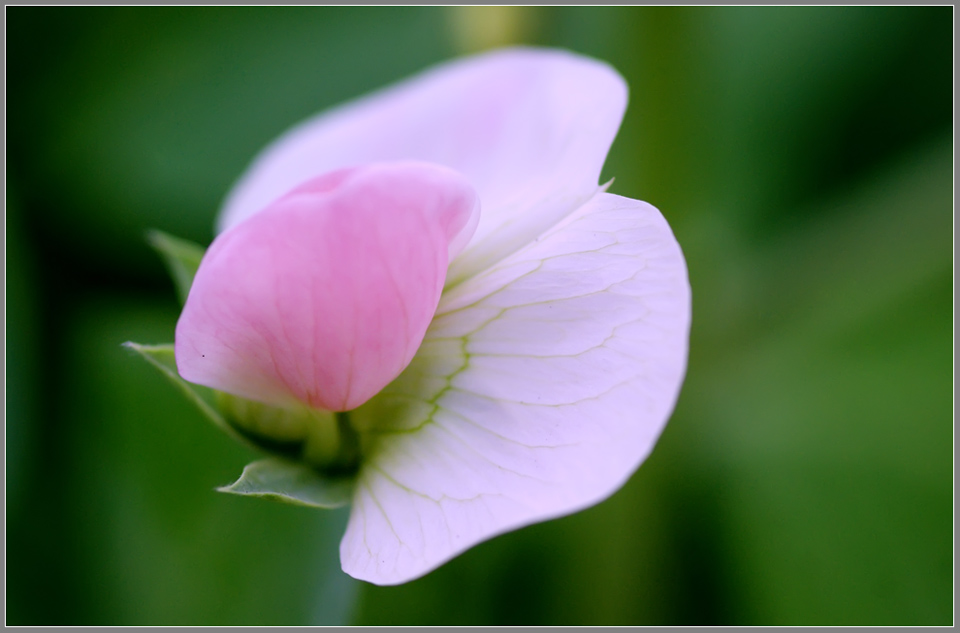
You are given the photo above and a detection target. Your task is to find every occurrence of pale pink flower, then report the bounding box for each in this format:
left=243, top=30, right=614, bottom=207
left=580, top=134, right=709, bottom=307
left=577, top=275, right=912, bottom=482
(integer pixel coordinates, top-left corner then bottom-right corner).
left=174, top=48, right=690, bottom=585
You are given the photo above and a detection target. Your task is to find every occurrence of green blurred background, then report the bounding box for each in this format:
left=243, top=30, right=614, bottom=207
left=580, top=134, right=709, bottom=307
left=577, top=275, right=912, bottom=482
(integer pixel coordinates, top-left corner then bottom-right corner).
left=6, top=6, right=953, bottom=625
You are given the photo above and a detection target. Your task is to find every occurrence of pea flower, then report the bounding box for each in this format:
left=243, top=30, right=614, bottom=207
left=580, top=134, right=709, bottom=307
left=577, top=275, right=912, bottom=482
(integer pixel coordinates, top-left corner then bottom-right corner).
left=131, top=47, right=690, bottom=586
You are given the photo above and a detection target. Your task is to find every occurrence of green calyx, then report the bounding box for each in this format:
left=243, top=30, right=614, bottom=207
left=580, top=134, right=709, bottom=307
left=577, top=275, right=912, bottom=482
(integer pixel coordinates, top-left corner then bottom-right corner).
left=217, top=392, right=361, bottom=476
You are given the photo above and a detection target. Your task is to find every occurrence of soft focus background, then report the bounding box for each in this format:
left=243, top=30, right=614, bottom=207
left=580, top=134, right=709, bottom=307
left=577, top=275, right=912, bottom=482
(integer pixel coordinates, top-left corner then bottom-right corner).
left=6, top=6, right=953, bottom=625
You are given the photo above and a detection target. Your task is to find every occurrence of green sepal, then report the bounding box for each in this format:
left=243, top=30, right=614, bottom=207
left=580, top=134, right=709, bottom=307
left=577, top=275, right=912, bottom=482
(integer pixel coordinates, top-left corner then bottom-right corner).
left=147, top=229, right=206, bottom=305
left=218, top=458, right=353, bottom=508
left=122, top=341, right=257, bottom=451
left=216, top=393, right=360, bottom=475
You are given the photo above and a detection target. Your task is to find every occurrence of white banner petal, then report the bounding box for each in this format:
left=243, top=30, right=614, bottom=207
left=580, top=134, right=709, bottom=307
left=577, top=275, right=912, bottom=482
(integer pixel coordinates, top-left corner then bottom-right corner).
left=218, top=48, right=626, bottom=284
left=342, top=193, right=691, bottom=585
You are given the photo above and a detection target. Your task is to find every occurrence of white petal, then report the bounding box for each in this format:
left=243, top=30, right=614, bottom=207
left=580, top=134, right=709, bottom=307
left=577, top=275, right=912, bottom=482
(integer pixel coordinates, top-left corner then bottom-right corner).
left=341, top=193, right=690, bottom=585
left=217, top=48, right=626, bottom=283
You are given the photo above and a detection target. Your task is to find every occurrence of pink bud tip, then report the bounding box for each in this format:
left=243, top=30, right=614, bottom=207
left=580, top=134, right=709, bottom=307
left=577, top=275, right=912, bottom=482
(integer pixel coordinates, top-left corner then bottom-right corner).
left=175, top=161, right=480, bottom=412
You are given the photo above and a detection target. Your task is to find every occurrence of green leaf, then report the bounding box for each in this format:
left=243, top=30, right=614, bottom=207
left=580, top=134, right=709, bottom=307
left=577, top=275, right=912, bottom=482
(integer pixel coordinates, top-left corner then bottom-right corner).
left=218, top=458, right=353, bottom=508
left=147, top=230, right=206, bottom=305
left=122, top=341, right=255, bottom=451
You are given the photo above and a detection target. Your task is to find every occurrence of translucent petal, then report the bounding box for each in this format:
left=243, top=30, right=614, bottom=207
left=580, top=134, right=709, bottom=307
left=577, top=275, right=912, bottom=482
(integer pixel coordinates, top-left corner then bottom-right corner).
left=176, top=162, right=479, bottom=412
left=217, top=48, right=627, bottom=285
left=342, top=193, right=690, bottom=584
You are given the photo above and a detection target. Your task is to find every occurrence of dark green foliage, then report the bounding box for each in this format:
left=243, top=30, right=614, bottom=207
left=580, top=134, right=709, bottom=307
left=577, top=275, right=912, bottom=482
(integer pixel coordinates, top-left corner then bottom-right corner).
left=6, top=6, right=952, bottom=625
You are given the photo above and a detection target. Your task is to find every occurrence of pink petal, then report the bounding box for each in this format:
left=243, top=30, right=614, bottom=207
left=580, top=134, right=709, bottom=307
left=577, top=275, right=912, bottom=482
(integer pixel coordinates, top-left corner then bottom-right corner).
left=217, top=48, right=626, bottom=283
left=175, top=162, right=480, bottom=412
